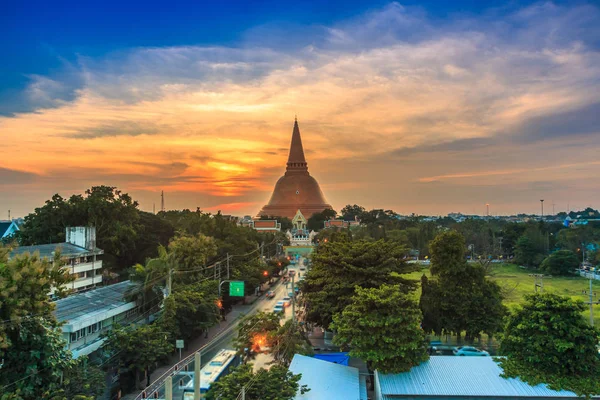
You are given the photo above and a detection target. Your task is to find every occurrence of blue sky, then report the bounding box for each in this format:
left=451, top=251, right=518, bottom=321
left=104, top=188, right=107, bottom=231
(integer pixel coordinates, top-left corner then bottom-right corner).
left=3, top=0, right=586, bottom=113
left=1, top=1, right=599, bottom=218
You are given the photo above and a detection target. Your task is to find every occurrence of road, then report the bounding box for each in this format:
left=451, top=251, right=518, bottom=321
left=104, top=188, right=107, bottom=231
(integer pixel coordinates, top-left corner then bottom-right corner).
left=129, top=260, right=303, bottom=400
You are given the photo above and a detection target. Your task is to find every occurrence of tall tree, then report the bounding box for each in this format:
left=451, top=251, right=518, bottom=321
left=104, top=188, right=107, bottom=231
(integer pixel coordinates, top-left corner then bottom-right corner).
left=270, top=321, right=314, bottom=366
left=0, top=246, right=104, bottom=399
left=340, top=204, right=366, bottom=222
left=301, top=239, right=418, bottom=329
left=235, top=311, right=281, bottom=356
left=205, top=364, right=308, bottom=400
left=540, top=249, right=580, bottom=275
left=420, top=231, right=506, bottom=339
left=102, top=325, right=174, bottom=390
left=332, top=284, right=429, bottom=373
left=499, top=293, right=600, bottom=396
left=306, top=209, right=337, bottom=232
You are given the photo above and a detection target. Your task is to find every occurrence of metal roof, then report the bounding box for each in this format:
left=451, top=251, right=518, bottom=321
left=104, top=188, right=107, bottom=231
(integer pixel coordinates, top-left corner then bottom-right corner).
left=10, top=242, right=103, bottom=259
left=377, top=356, right=580, bottom=399
left=289, top=354, right=361, bottom=400
left=54, top=281, right=136, bottom=323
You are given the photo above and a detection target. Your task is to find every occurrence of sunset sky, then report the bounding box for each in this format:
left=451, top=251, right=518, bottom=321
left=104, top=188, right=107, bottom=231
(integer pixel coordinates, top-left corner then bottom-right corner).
left=2, top=0, right=599, bottom=218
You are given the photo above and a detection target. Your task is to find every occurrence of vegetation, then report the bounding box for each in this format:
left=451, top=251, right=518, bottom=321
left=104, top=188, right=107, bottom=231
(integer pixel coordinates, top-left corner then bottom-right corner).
left=235, top=311, right=281, bottom=355
left=420, top=231, right=506, bottom=339
left=332, top=284, right=429, bottom=373
left=0, top=246, right=105, bottom=399
left=499, top=293, right=600, bottom=396
left=270, top=321, right=314, bottom=366
left=15, top=186, right=174, bottom=274
left=540, top=249, right=580, bottom=276
left=102, top=325, right=174, bottom=390
left=301, top=239, right=418, bottom=329
left=205, top=363, right=308, bottom=400
left=306, top=208, right=337, bottom=231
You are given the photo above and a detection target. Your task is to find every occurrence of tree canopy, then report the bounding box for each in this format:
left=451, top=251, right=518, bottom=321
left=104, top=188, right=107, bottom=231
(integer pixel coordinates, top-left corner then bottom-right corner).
left=332, top=284, right=429, bottom=373
left=205, top=363, right=308, bottom=400
left=540, top=250, right=580, bottom=275
left=499, top=293, right=600, bottom=396
left=301, top=239, right=418, bottom=329
left=0, top=246, right=104, bottom=399
left=420, top=231, right=506, bottom=339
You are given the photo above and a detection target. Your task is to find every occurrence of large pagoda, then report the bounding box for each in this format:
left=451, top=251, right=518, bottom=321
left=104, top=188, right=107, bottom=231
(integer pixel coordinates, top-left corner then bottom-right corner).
left=257, top=118, right=332, bottom=220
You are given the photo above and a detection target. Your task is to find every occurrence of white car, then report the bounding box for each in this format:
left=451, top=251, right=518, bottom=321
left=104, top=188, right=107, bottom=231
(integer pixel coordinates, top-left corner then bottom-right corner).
left=453, top=346, right=489, bottom=356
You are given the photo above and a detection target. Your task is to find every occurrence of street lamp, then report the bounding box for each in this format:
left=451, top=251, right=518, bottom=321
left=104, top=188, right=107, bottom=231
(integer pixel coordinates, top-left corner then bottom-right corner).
left=540, top=200, right=544, bottom=218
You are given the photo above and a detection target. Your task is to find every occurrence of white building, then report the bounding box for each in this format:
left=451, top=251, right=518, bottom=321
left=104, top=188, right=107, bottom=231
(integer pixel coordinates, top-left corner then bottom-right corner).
left=10, top=226, right=104, bottom=293
left=54, top=281, right=140, bottom=358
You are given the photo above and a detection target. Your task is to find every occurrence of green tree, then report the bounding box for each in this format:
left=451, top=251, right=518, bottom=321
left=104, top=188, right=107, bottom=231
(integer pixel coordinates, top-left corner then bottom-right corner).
left=306, top=209, right=337, bottom=232
left=270, top=321, right=314, bottom=366
left=234, top=311, right=281, bottom=355
left=340, top=204, right=366, bottom=222
left=17, top=186, right=167, bottom=274
left=499, top=293, right=600, bottom=396
left=164, top=282, right=221, bottom=342
left=205, top=364, right=308, bottom=400
left=102, top=324, right=174, bottom=390
left=168, top=234, right=217, bottom=277
left=301, top=239, right=417, bottom=329
left=0, top=246, right=104, bottom=399
left=420, top=231, right=506, bottom=339
left=540, top=250, right=580, bottom=275
left=332, top=284, right=429, bottom=373
left=514, top=235, right=539, bottom=267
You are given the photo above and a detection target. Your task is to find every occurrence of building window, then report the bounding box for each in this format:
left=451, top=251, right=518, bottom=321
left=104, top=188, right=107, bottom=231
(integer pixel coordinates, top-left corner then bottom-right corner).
left=70, top=333, right=77, bottom=343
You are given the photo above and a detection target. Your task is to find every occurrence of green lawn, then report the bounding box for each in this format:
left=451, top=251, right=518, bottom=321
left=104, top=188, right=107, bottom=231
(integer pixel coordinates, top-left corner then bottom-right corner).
left=407, top=263, right=600, bottom=321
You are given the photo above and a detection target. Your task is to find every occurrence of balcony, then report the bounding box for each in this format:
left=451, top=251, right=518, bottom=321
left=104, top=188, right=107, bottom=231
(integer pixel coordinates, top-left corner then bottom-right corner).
left=66, top=260, right=103, bottom=274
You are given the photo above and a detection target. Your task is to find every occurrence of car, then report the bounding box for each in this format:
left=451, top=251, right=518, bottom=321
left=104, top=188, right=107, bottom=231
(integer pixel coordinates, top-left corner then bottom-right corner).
left=289, top=270, right=296, bottom=276
left=453, top=346, right=489, bottom=356
left=266, top=290, right=275, bottom=299
left=273, top=305, right=284, bottom=314
left=288, top=291, right=294, bottom=297
left=276, top=300, right=285, bottom=307
left=299, top=266, right=306, bottom=271
left=282, top=297, right=292, bottom=307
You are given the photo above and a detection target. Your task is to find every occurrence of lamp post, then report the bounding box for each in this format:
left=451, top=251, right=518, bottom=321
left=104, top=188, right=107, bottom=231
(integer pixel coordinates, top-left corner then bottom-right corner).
left=540, top=199, right=544, bottom=219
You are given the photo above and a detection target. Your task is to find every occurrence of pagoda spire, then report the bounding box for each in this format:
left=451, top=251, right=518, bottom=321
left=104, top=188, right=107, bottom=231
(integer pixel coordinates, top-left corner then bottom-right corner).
left=286, top=118, right=308, bottom=174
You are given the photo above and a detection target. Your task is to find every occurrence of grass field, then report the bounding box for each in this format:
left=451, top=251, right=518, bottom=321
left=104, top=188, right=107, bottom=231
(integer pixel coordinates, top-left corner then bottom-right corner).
left=407, top=263, right=600, bottom=321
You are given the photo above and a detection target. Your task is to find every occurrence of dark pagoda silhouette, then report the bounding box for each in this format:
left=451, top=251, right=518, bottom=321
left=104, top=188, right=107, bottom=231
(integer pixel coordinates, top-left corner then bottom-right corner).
left=257, top=118, right=332, bottom=220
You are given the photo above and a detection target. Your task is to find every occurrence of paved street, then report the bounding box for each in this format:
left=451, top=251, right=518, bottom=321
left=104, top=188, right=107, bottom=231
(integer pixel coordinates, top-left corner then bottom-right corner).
left=124, top=260, right=303, bottom=400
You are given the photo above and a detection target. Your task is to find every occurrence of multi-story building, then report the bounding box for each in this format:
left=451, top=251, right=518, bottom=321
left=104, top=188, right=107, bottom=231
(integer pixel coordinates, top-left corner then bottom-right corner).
left=54, top=281, right=140, bottom=359
left=10, top=226, right=104, bottom=294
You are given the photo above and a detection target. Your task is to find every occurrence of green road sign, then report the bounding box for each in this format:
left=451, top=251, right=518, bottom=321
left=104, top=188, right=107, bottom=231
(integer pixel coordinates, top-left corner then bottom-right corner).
left=229, top=281, right=245, bottom=297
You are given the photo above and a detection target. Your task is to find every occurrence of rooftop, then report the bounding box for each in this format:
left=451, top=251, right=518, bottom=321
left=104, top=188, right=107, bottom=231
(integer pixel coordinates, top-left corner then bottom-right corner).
left=10, top=242, right=103, bottom=259
left=376, top=356, right=580, bottom=399
left=289, top=354, right=363, bottom=400
left=54, top=280, right=136, bottom=323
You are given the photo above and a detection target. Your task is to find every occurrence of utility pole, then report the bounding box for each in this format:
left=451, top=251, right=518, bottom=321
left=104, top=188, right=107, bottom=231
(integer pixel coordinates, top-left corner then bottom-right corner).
left=241, top=386, right=246, bottom=400
left=486, top=203, right=489, bottom=217
left=161, top=190, right=165, bottom=212
left=261, top=241, right=264, bottom=259
left=7, top=209, right=10, bottom=220
left=540, top=199, right=544, bottom=218
left=194, top=352, right=201, bottom=400
left=291, top=273, right=296, bottom=325
left=166, top=268, right=173, bottom=298
left=153, top=203, right=155, bottom=215
left=590, top=278, right=594, bottom=326
left=226, top=253, right=230, bottom=279
left=529, top=274, right=549, bottom=293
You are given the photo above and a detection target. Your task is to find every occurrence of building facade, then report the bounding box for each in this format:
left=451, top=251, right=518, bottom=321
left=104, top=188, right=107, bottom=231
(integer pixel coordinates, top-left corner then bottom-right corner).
left=10, top=226, right=104, bottom=293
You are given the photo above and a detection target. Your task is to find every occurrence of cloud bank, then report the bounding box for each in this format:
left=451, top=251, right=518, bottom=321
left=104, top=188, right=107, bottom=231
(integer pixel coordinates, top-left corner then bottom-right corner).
left=1, top=2, right=599, bottom=217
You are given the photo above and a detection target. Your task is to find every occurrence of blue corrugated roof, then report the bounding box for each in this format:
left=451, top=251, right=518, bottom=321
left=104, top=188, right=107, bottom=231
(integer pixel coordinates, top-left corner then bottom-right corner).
left=289, top=354, right=361, bottom=400
left=377, top=356, right=580, bottom=398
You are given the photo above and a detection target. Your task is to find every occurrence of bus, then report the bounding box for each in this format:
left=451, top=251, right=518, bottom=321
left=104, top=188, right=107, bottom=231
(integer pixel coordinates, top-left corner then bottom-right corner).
left=182, top=349, right=240, bottom=399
